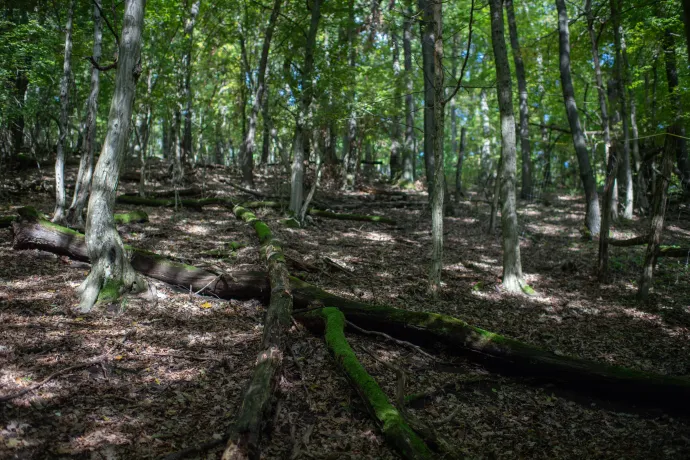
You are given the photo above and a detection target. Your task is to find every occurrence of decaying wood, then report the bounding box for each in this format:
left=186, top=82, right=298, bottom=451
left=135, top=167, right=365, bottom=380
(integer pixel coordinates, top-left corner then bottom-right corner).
left=11, top=213, right=690, bottom=414
left=222, top=205, right=293, bottom=460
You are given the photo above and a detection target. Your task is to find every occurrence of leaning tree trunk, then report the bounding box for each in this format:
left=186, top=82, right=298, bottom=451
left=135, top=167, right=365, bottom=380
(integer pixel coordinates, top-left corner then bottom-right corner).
left=181, top=1, right=200, bottom=166
left=242, top=0, right=282, bottom=187
left=402, top=6, right=416, bottom=183
left=53, top=0, right=75, bottom=225
left=505, top=0, right=533, bottom=200
left=490, top=0, right=525, bottom=293
left=77, top=0, right=148, bottom=313
left=67, top=0, right=102, bottom=228
left=638, top=128, right=677, bottom=300
left=555, top=0, right=601, bottom=236
left=289, top=0, right=322, bottom=214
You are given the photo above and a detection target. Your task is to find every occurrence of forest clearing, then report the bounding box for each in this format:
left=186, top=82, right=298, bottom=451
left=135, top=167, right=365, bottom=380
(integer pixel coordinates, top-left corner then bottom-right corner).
left=2, top=0, right=690, bottom=458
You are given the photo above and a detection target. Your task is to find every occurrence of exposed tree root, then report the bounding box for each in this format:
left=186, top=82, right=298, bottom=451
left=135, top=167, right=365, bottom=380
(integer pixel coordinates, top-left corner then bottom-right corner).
left=307, top=307, right=433, bottom=460
left=222, top=206, right=293, bottom=460
left=10, top=213, right=690, bottom=414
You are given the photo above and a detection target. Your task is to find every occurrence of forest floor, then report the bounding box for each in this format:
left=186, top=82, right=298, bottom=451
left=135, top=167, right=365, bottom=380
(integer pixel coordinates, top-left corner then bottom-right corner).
left=1, top=160, right=690, bottom=459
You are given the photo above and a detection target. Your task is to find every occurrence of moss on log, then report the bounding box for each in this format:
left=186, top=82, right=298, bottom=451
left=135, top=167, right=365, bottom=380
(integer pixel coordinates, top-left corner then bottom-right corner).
left=241, top=201, right=396, bottom=224
left=0, top=216, right=16, bottom=228
left=222, top=206, right=293, bottom=460
left=113, top=210, right=149, bottom=224
left=310, top=307, right=433, bottom=460
left=12, top=215, right=690, bottom=413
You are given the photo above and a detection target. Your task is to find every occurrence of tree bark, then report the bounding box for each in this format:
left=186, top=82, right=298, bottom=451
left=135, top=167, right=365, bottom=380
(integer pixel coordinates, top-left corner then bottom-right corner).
left=343, top=0, right=359, bottom=189
left=418, top=0, right=437, bottom=193
left=505, top=0, right=533, bottom=200
left=402, top=5, right=416, bottom=183
left=289, top=0, right=322, bottom=214
left=638, top=128, right=677, bottom=300
left=456, top=127, right=466, bottom=197
left=181, top=1, right=200, bottom=165
left=260, top=85, right=272, bottom=165
left=77, top=0, right=148, bottom=313
left=490, top=0, right=525, bottom=293
left=53, top=0, right=75, bottom=225
left=479, top=89, right=493, bottom=192
left=390, top=28, right=403, bottom=179
left=67, top=0, right=102, bottom=227
left=242, top=0, right=282, bottom=187
left=598, top=140, right=618, bottom=281
left=555, top=0, right=601, bottom=236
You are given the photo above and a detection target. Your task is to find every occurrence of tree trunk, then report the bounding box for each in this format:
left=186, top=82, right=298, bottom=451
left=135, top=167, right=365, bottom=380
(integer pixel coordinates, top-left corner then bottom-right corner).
left=77, top=0, right=148, bottom=313
left=490, top=0, right=525, bottom=292
left=682, top=0, right=690, bottom=64
left=598, top=141, right=618, bottom=281
left=555, top=0, right=601, bottom=236
left=479, top=89, right=493, bottom=192
left=638, top=128, right=677, bottom=300
left=53, top=0, right=74, bottom=225
left=402, top=6, right=416, bottom=183
left=456, top=127, right=466, bottom=197
left=260, top=85, right=271, bottom=166
left=181, top=1, right=200, bottom=166
left=343, top=0, right=359, bottom=189
left=67, top=0, right=102, bottom=228
left=14, top=216, right=690, bottom=414
left=418, top=0, right=437, bottom=193
left=289, top=0, right=322, bottom=214
left=10, top=72, right=28, bottom=156
left=505, top=0, right=533, bottom=200
left=242, top=0, right=282, bottom=187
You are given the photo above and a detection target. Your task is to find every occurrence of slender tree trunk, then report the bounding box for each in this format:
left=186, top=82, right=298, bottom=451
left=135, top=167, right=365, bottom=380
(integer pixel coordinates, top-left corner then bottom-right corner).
left=67, top=1, right=102, bottom=227
left=10, top=73, right=28, bottom=156
left=479, top=89, right=493, bottom=192
left=402, top=6, right=416, bottom=183
left=78, top=0, right=148, bottom=313
left=456, top=127, right=466, bottom=197
left=638, top=128, right=677, bottom=300
left=390, top=28, right=403, bottom=179
left=181, top=1, right=200, bottom=166
left=53, top=0, right=74, bottom=225
left=598, top=140, right=618, bottom=281
left=289, top=0, right=322, bottom=214
left=682, top=0, right=690, bottom=64
left=260, top=85, right=271, bottom=165
left=555, top=0, right=601, bottom=236
left=490, top=0, right=524, bottom=293
left=138, top=72, right=153, bottom=197
left=242, top=0, right=282, bottom=187
left=505, top=0, right=532, bottom=200
left=422, top=0, right=444, bottom=296
left=343, top=0, right=358, bottom=189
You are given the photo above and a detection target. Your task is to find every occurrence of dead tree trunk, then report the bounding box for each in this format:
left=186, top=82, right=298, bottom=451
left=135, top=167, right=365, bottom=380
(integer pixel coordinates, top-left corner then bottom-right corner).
left=53, top=0, right=75, bottom=225
left=67, top=0, right=102, bottom=227
left=77, top=0, right=148, bottom=313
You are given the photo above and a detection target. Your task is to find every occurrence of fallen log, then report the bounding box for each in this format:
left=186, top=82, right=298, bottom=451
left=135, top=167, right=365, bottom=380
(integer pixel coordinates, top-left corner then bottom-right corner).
left=121, top=186, right=204, bottom=198
left=222, top=206, right=292, bottom=460
left=116, top=195, right=232, bottom=210
left=306, top=307, right=433, bottom=460
left=11, top=216, right=690, bottom=413
left=241, top=201, right=396, bottom=225
left=609, top=235, right=649, bottom=247
left=608, top=235, right=690, bottom=258
left=2, top=211, right=148, bottom=228
left=657, top=246, right=690, bottom=258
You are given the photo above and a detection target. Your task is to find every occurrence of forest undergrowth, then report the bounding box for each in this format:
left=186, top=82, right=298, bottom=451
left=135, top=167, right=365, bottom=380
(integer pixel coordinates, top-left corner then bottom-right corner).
left=1, top=161, right=689, bottom=459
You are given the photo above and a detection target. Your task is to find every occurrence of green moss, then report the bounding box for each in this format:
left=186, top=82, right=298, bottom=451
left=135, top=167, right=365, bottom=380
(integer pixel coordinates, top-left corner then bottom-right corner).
left=228, top=241, right=246, bottom=250
left=319, top=307, right=432, bottom=459
left=98, top=279, right=123, bottom=303
left=0, top=215, right=16, bottom=228
left=281, top=217, right=301, bottom=228
left=17, top=206, right=43, bottom=220
left=114, top=210, right=149, bottom=224
left=521, top=283, right=536, bottom=296
left=41, top=219, right=83, bottom=237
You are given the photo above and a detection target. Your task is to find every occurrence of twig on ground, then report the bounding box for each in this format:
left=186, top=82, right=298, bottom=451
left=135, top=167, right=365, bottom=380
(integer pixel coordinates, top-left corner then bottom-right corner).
left=346, top=320, right=437, bottom=362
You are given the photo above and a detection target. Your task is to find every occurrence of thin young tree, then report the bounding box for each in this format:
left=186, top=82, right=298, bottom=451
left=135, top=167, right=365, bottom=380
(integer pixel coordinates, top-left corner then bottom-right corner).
left=489, top=0, right=525, bottom=293
left=555, top=0, right=601, bottom=236
left=242, top=0, right=282, bottom=187
left=78, top=0, right=148, bottom=312
left=402, top=1, right=416, bottom=183
left=52, top=0, right=74, bottom=225
left=181, top=1, right=200, bottom=165
left=67, top=0, right=102, bottom=227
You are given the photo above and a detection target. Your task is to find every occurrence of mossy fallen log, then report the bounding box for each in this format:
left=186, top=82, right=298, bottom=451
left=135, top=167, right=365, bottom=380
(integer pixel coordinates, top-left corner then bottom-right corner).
left=222, top=206, right=293, bottom=460
left=609, top=235, right=690, bottom=258
left=11, top=213, right=268, bottom=301
left=609, top=235, right=649, bottom=247
left=11, top=216, right=690, bottom=413
left=113, top=210, right=149, bottom=224
left=116, top=195, right=232, bottom=210
left=241, top=201, right=396, bottom=225
left=306, top=307, right=433, bottom=460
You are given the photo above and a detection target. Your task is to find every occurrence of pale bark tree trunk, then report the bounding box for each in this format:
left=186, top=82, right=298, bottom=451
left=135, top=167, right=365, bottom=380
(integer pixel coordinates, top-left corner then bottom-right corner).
left=555, top=0, right=601, bottom=236
left=456, top=127, right=466, bottom=197
left=505, top=0, right=532, bottom=200
left=402, top=5, right=416, bottom=183
left=343, top=0, right=358, bottom=188
left=418, top=0, right=445, bottom=296
left=479, top=89, right=493, bottom=192
left=289, top=0, right=322, bottom=214
left=490, top=0, right=524, bottom=293
left=181, top=1, right=200, bottom=166
left=78, top=0, right=148, bottom=313
left=242, top=0, right=282, bottom=187
left=449, top=34, right=458, bottom=190
left=390, top=28, right=402, bottom=178
left=418, top=0, right=437, bottom=193
left=610, top=0, right=633, bottom=219
left=67, top=0, right=102, bottom=228
left=137, top=71, right=153, bottom=197
left=53, top=0, right=74, bottom=225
